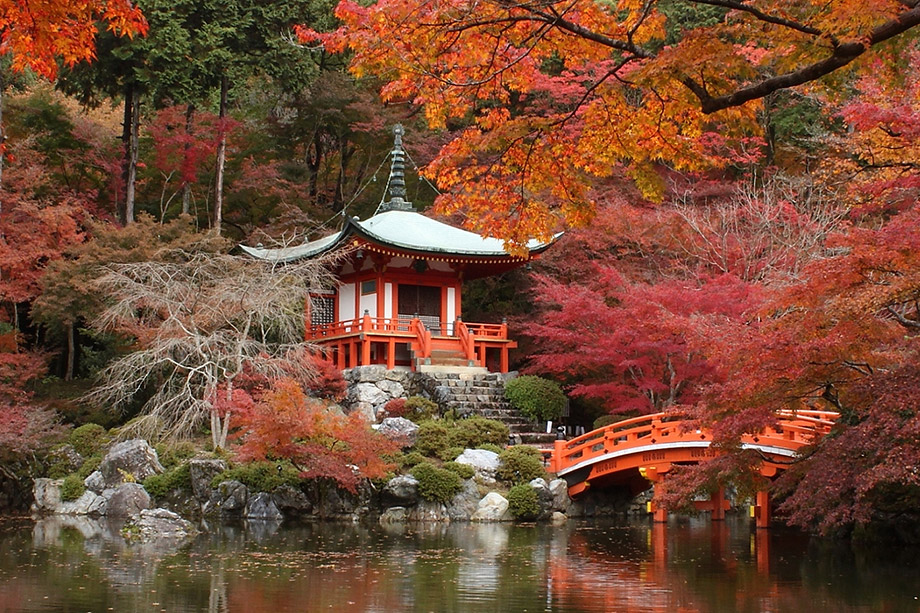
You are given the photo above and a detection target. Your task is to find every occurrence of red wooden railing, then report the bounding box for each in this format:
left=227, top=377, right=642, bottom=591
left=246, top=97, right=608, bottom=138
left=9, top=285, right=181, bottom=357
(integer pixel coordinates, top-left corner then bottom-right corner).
left=550, top=409, right=839, bottom=476
left=409, top=317, right=432, bottom=359
left=455, top=319, right=476, bottom=361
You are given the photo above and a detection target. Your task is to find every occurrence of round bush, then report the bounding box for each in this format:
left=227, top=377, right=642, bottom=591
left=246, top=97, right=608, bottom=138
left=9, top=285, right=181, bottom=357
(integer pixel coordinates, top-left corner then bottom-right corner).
left=76, top=455, right=102, bottom=480
left=155, top=441, right=197, bottom=469
left=504, top=376, right=566, bottom=422
left=211, top=461, right=302, bottom=492
left=384, top=398, right=409, bottom=418
left=410, top=462, right=462, bottom=504
left=437, top=445, right=465, bottom=462
left=448, top=416, right=510, bottom=449
left=143, top=463, right=192, bottom=498
left=398, top=451, right=426, bottom=468
left=60, top=474, right=86, bottom=502
left=405, top=396, right=438, bottom=421
left=497, top=446, right=546, bottom=484
left=478, top=443, right=504, bottom=454
left=443, top=462, right=475, bottom=480
left=507, top=484, right=541, bottom=520
left=415, top=421, right=450, bottom=457
left=68, top=423, right=109, bottom=457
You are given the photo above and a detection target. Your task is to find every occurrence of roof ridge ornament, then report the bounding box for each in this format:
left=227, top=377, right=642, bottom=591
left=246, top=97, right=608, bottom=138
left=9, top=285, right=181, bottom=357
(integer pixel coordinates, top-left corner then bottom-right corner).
left=378, top=124, right=415, bottom=213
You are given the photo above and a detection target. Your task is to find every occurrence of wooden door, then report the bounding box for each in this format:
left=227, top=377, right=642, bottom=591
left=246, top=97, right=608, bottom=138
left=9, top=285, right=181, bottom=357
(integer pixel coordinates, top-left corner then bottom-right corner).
left=398, top=284, right=441, bottom=331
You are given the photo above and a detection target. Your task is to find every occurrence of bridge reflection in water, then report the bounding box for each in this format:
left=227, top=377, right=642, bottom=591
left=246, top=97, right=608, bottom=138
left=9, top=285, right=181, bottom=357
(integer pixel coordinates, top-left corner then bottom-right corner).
left=7, top=516, right=916, bottom=612
left=550, top=410, right=838, bottom=526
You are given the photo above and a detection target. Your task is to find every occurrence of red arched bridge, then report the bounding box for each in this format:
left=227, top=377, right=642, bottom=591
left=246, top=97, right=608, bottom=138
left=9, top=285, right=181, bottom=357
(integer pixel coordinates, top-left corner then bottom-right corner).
left=548, top=410, right=838, bottom=526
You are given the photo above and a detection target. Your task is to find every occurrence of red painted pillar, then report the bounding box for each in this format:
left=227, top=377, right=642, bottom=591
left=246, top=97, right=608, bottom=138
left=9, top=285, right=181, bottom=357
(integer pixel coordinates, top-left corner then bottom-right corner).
left=711, top=486, right=726, bottom=521
left=754, top=490, right=771, bottom=529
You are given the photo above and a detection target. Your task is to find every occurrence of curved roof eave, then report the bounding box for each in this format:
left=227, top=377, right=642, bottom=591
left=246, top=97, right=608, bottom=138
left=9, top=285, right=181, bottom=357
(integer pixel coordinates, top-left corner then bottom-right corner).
left=239, top=231, right=346, bottom=262
left=348, top=210, right=558, bottom=258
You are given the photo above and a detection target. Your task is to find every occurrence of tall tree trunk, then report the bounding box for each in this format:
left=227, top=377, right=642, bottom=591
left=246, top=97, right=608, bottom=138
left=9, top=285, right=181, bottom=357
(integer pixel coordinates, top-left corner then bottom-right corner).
left=65, top=322, right=75, bottom=381
left=182, top=103, right=195, bottom=215
left=213, top=76, right=228, bottom=235
left=122, top=84, right=140, bottom=225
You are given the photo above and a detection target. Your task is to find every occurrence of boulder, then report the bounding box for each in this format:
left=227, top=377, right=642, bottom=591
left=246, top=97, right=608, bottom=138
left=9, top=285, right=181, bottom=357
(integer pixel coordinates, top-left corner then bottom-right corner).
left=347, top=365, right=388, bottom=383
left=272, top=485, right=311, bottom=514
left=106, top=483, right=151, bottom=518
left=549, top=479, right=571, bottom=514
left=244, top=492, right=283, bottom=520
left=377, top=418, right=419, bottom=447
left=84, top=471, right=106, bottom=494
left=529, top=478, right=555, bottom=517
left=350, top=402, right=376, bottom=423
left=383, top=475, right=419, bottom=506
left=204, top=480, right=248, bottom=517
left=133, top=508, right=194, bottom=541
left=31, top=478, right=61, bottom=515
left=189, top=459, right=227, bottom=502
left=455, top=449, right=500, bottom=484
left=551, top=511, right=568, bottom=525
left=379, top=506, right=409, bottom=523
left=99, top=439, right=164, bottom=488
left=60, top=490, right=106, bottom=516
left=446, top=479, right=481, bottom=521
left=375, top=379, right=405, bottom=398
left=47, top=445, right=84, bottom=475
left=471, top=492, right=511, bottom=522
left=408, top=500, right=449, bottom=522
left=354, top=382, right=389, bottom=406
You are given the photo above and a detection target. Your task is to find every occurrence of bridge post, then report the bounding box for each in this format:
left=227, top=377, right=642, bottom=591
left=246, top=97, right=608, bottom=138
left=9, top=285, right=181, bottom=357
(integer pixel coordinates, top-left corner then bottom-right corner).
left=753, top=490, right=771, bottom=529
left=711, top=486, right=726, bottom=521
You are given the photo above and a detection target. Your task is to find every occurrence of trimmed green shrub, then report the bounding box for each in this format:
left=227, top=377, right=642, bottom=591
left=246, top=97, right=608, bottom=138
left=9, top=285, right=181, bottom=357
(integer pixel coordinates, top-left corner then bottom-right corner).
left=211, top=461, right=302, bottom=492
left=410, top=462, right=462, bottom=504
left=504, top=376, right=566, bottom=422
left=143, top=463, right=192, bottom=498
left=497, top=446, right=546, bottom=484
left=507, top=484, right=541, bottom=520
left=68, top=423, right=109, bottom=457
left=443, top=461, right=475, bottom=480
left=415, top=421, right=451, bottom=457
left=405, top=396, right=438, bottom=421
left=478, top=443, right=504, bottom=454
left=448, top=416, right=509, bottom=449
left=437, top=445, right=465, bottom=462
left=398, top=451, right=426, bottom=468
left=76, top=455, right=102, bottom=480
left=60, top=474, right=86, bottom=502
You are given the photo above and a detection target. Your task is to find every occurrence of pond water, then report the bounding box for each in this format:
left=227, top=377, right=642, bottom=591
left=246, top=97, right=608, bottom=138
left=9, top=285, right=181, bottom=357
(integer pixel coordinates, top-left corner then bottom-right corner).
left=1, top=515, right=918, bottom=612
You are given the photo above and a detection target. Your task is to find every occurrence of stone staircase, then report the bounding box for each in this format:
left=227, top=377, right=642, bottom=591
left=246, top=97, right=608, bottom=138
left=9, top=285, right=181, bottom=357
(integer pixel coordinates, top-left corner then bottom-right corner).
left=420, top=371, right=556, bottom=447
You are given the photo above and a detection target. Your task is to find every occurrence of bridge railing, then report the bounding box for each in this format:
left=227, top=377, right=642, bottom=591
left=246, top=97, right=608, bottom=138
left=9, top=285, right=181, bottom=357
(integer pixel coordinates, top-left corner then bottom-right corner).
left=550, top=410, right=839, bottom=475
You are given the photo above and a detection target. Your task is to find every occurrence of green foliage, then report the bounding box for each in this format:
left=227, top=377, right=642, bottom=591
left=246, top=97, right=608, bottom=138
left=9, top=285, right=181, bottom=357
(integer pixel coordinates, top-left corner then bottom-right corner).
left=442, top=461, right=475, bottom=480
left=448, top=416, right=509, bottom=449
left=398, top=451, right=426, bottom=468
left=507, top=484, right=541, bottom=520
left=437, top=446, right=464, bottom=462
left=68, top=424, right=109, bottom=457
left=211, top=461, right=302, bottom=492
left=405, top=396, right=438, bottom=421
left=504, top=376, right=566, bottom=422
left=478, top=443, right=504, bottom=454
left=410, top=462, right=462, bottom=504
left=593, top=414, right=632, bottom=430
left=76, top=455, right=102, bottom=480
left=497, top=446, right=546, bottom=484
left=415, top=421, right=450, bottom=457
left=155, top=441, right=197, bottom=469
left=60, top=474, right=86, bottom=502
left=143, top=463, right=192, bottom=498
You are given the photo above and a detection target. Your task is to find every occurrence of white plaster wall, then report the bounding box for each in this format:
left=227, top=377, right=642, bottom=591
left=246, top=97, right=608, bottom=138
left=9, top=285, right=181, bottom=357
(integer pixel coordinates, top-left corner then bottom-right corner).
left=384, top=282, right=393, bottom=319
left=339, top=283, right=356, bottom=322
left=446, top=287, right=456, bottom=335
left=360, top=291, right=377, bottom=318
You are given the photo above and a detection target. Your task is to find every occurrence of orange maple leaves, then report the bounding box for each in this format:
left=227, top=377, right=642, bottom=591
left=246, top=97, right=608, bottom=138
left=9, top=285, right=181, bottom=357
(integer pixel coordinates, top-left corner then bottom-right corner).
left=0, top=0, right=148, bottom=79
left=303, top=0, right=919, bottom=247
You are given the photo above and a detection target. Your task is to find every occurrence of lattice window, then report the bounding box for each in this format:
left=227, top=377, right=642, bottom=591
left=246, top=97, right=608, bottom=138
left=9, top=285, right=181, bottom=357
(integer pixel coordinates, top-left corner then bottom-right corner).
left=311, top=295, right=336, bottom=327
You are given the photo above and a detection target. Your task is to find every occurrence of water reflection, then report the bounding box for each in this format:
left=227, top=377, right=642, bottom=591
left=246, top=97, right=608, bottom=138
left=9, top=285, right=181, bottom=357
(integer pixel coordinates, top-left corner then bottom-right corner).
left=0, top=515, right=917, bottom=612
